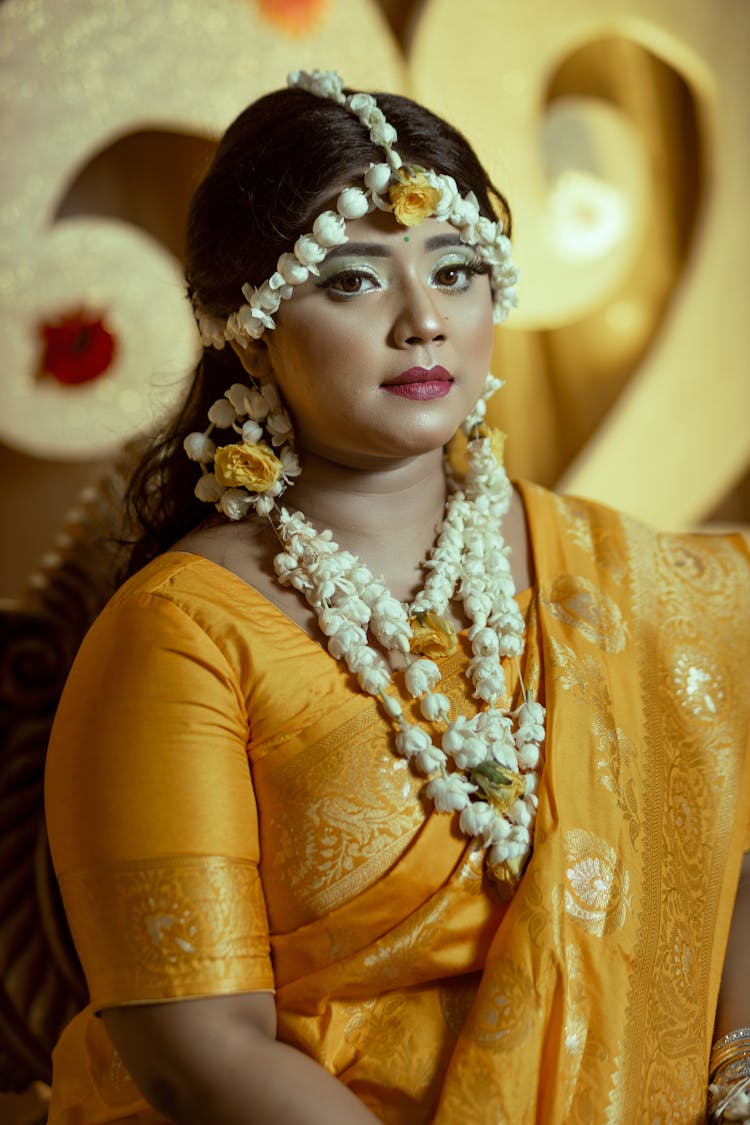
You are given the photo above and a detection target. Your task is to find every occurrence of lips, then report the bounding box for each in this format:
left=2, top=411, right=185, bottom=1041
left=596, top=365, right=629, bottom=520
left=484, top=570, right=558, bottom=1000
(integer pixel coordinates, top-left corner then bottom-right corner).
left=382, top=366, right=454, bottom=400
left=384, top=365, right=453, bottom=386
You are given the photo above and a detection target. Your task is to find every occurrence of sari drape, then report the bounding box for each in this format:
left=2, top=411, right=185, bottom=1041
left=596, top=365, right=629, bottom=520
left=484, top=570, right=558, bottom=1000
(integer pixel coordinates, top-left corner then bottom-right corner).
left=45, top=482, right=750, bottom=1123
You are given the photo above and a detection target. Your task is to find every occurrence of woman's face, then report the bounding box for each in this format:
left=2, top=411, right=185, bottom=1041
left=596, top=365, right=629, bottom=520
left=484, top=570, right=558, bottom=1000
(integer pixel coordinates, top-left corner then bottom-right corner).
left=263, top=206, right=495, bottom=470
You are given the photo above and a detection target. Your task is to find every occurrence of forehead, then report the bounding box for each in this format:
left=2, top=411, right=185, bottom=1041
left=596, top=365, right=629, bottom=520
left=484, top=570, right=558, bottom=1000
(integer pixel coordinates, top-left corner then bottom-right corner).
left=322, top=209, right=466, bottom=259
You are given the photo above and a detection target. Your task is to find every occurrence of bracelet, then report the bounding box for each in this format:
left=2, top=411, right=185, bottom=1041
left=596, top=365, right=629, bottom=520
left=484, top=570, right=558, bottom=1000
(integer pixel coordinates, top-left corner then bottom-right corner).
left=709, top=1028, right=750, bottom=1122
left=712, top=1029, right=750, bottom=1081
left=714, top=1058, right=750, bottom=1086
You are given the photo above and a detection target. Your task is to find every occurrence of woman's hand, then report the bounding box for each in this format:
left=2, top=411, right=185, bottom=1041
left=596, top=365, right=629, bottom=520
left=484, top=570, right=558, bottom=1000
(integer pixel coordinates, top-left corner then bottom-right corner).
left=102, top=992, right=381, bottom=1124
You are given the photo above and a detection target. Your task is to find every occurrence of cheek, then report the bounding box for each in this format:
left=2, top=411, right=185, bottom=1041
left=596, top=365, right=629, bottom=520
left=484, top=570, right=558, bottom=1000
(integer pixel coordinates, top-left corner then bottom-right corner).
left=271, top=317, right=367, bottom=389
left=465, top=304, right=495, bottom=361
left=266, top=331, right=345, bottom=422
left=455, top=283, right=494, bottom=344
left=266, top=327, right=315, bottom=392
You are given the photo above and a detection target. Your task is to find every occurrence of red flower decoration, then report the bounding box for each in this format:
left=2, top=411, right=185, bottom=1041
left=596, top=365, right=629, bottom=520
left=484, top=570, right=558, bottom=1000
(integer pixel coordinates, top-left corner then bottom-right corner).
left=38, top=310, right=117, bottom=387
left=256, top=0, right=327, bottom=37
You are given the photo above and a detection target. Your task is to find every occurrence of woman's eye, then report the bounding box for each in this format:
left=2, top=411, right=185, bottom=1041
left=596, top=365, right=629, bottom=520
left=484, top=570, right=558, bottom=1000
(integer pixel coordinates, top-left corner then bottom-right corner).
left=435, top=265, right=467, bottom=287
left=336, top=274, right=366, bottom=293
left=433, top=261, right=480, bottom=290
left=320, top=270, right=379, bottom=296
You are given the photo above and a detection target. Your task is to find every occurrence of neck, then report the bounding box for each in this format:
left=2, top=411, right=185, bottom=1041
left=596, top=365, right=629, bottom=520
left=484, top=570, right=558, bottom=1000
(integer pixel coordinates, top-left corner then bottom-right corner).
left=283, top=447, right=450, bottom=602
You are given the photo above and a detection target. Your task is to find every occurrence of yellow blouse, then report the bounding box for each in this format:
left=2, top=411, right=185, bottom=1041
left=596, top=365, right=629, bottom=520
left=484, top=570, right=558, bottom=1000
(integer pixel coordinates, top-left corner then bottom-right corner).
left=45, top=481, right=750, bottom=1123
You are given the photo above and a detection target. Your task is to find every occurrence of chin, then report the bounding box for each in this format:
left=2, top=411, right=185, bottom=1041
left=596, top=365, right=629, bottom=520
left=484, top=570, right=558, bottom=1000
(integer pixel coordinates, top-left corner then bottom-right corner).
left=388, top=426, right=461, bottom=460
left=409, top=412, right=469, bottom=449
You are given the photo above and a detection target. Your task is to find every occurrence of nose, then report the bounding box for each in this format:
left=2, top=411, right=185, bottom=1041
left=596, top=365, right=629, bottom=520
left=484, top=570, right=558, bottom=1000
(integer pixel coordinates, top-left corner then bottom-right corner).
left=391, top=281, right=446, bottom=349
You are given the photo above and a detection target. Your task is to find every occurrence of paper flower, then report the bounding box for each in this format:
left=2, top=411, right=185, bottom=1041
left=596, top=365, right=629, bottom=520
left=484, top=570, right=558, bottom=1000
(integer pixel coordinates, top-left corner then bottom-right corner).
left=37, top=309, right=116, bottom=386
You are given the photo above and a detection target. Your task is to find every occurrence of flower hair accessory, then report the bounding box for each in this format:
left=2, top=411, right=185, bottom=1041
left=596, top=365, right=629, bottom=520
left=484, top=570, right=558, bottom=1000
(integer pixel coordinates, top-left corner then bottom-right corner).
left=181, top=73, right=543, bottom=889
left=186, top=69, right=512, bottom=520
left=192, top=68, right=518, bottom=350
left=183, top=378, right=300, bottom=520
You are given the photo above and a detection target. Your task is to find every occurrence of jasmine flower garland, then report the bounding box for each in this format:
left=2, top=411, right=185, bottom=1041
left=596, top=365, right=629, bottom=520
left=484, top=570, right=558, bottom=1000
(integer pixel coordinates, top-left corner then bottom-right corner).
left=183, top=371, right=503, bottom=522
left=183, top=378, right=301, bottom=520
left=269, top=430, right=545, bottom=889
left=182, top=377, right=544, bottom=891
left=182, top=69, right=544, bottom=887
left=191, top=69, right=519, bottom=351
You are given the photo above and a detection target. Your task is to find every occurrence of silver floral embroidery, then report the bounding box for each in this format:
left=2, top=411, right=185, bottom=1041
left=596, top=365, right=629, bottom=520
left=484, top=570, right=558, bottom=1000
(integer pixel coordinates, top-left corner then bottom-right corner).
left=564, top=829, right=631, bottom=936
left=672, top=649, right=726, bottom=721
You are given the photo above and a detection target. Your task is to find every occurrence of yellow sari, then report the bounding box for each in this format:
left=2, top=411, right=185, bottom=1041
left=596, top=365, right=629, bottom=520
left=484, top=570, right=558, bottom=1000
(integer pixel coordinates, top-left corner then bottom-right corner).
left=45, top=482, right=750, bottom=1123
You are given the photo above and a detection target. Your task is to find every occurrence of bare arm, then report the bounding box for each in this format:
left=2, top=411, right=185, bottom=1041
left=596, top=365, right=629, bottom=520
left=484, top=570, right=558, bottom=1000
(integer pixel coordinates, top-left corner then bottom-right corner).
left=102, top=992, right=380, bottom=1125
left=715, top=851, right=750, bottom=1038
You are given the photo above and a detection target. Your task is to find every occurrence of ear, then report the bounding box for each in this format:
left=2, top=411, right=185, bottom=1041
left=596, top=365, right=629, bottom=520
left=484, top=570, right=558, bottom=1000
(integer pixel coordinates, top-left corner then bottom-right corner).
left=230, top=339, right=274, bottom=382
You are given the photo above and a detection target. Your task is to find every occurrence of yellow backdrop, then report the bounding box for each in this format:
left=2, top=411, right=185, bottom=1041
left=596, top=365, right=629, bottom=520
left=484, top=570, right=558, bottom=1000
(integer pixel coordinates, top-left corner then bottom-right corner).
left=0, top=0, right=747, bottom=600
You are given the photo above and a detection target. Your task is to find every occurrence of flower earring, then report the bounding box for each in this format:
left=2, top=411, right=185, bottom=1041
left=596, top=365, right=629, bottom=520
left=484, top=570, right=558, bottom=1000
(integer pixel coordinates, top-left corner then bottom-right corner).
left=461, top=372, right=504, bottom=436
left=183, top=345, right=300, bottom=519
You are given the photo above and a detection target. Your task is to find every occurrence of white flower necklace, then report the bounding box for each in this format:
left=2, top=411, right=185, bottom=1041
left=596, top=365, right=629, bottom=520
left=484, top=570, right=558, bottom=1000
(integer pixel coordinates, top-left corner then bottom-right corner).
left=270, top=431, right=545, bottom=889
left=182, top=69, right=540, bottom=886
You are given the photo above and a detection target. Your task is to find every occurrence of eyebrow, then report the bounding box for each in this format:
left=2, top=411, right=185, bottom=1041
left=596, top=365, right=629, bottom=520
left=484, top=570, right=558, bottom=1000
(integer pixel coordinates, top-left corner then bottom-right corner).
left=322, top=233, right=464, bottom=261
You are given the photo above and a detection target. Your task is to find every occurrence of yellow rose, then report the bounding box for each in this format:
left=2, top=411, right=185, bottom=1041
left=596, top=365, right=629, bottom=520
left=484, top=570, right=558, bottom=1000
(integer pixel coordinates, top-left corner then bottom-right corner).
left=470, top=763, right=526, bottom=815
left=389, top=172, right=440, bottom=228
left=408, top=611, right=458, bottom=658
left=487, top=852, right=527, bottom=897
left=213, top=441, right=283, bottom=493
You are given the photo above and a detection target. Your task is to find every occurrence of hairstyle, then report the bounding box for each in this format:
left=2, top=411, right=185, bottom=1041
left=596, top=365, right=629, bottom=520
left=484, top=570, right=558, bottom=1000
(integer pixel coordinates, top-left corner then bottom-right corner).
left=123, top=85, right=512, bottom=576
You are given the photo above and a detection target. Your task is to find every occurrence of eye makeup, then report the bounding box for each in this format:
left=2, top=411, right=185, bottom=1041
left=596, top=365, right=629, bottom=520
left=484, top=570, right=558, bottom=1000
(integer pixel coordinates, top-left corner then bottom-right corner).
left=315, top=245, right=487, bottom=298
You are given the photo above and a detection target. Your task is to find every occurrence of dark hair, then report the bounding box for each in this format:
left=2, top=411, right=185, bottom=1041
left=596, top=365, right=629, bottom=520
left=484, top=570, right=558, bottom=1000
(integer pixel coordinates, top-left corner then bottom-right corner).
left=124, top=85, right=511, bottom=576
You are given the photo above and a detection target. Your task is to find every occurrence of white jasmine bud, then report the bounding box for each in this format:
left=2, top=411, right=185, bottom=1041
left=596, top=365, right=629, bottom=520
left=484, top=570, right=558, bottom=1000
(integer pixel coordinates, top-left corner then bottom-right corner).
left=183, top=432, right=216, bottom=462
left=218, top=489, right=252, bottom=521
left=404, top=658, right=441, bottom=697
left=194, top=473, right=224, bottom=502
left=207, top=399, right=236, bottom=428
left=312, top=210, right=348, bottom=248
left=419, top=692, right=451, bottom=723
left=337, top=187, right=370, bottom=219
left=425, top=774, right=474, bottom=813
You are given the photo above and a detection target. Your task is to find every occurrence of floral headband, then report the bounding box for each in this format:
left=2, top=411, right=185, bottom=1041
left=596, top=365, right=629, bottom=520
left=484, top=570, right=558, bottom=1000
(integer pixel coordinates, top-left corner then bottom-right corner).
left=193, top=69, right=518, bottom=350
left=185, top=69, right=515, bottom=521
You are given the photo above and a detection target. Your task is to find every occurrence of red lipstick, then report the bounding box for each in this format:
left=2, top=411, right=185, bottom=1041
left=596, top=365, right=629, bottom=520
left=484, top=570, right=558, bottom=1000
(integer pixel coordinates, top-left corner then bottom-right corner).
left=382, top=366, right=454, bottom=400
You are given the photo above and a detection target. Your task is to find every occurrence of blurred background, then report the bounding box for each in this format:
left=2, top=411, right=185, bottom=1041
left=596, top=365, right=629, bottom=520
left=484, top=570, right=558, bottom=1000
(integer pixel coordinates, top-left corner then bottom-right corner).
left=1, top=0, right=749, bottom=604
left=0, top=0, right=748, bottom=1113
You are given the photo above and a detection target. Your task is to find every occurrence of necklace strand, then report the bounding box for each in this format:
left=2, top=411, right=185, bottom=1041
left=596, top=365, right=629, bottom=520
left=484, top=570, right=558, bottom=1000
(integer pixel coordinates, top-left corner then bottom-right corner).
left=270, top=433, right=545, bottom=888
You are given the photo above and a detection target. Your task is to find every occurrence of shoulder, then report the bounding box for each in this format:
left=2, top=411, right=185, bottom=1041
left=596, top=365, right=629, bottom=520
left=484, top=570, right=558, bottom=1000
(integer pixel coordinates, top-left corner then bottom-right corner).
left=79, top=547, right=272, bottom=692
left=519, top=479, right=749, bottom=576
left=109, top=551, right=242, bottom=634
left=519, top=479, right=631, bottom=538
left=519, top=482, right=750, bottom=640
left=516, top=480, right=633, bottom=590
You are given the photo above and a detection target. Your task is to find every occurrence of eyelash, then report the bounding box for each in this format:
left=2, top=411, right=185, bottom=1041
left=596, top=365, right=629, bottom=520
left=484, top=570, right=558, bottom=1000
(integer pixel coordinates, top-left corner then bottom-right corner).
left=317, top=268, right=380, bottom=296
left=317, top=259, right=488, bottom=298
left=433, top=260, right=489, bottom=291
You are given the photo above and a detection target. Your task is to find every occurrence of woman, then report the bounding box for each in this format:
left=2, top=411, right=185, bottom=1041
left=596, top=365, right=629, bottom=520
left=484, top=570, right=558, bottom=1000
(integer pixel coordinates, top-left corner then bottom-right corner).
left=45, top=71, right=749, bottom=1123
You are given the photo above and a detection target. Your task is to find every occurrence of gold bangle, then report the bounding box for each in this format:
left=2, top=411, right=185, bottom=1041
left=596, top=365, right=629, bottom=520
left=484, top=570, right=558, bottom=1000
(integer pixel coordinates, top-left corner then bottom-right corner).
left=710, top=1027, right=750, bottom=1082
left=714, top=1057, right=750, bottom=1083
